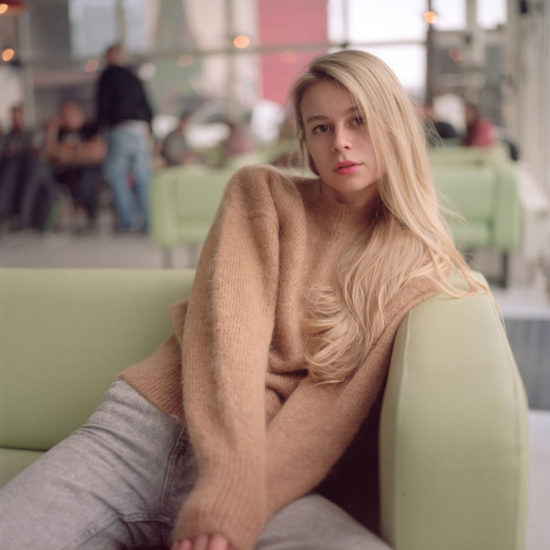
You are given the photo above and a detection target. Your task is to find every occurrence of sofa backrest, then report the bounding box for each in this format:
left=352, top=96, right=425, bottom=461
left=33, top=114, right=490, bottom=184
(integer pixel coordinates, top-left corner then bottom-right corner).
left=0, top=269, right=195, bottom=452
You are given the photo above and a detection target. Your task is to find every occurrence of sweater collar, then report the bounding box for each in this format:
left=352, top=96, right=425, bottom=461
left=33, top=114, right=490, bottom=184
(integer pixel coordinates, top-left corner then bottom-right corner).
left=308, top=178, right=380, bottom=232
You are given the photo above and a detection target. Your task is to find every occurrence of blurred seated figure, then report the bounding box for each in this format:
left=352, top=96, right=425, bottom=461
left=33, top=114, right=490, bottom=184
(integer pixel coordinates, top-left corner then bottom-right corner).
left=463, top=102, right=494, bottom=148
left=45, top=100, right=106, bottom=232
left=0, top=104, right=55, bottom=231
left=416, top=103, right=459, bottom=147
left=219, top=119, right=254, bottom=162
left=271, top=110, right=302, bottom=168
left=161, top=112, right=200, bottom=166
left=0, top=104, right=40, bottom=158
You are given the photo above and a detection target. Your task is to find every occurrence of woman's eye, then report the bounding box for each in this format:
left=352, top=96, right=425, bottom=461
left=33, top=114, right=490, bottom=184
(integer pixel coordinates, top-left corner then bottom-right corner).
left=312, top=124, right=329, bottom=134
left=351, top=116, right=365, bottom=126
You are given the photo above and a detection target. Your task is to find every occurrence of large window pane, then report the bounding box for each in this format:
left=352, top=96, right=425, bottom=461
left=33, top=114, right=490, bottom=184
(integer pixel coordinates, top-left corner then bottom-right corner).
left=478, top=0, right=506, bottom=29
left=69, top=0, right=117, bottom=58
left=348, top=0, right=426, bottom=43
left=361, top=44, right=426, bottom=96
left=433, top=0, right=465, bottom=30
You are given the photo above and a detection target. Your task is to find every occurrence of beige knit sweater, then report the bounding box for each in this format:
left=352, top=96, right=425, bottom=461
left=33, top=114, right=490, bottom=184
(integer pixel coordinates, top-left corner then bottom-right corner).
left=121, top=164, right=438, bottom=550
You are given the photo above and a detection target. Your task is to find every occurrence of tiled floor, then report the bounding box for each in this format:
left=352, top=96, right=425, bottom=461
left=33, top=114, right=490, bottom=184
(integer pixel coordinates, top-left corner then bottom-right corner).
left=1, top=223, right=549, bottom=549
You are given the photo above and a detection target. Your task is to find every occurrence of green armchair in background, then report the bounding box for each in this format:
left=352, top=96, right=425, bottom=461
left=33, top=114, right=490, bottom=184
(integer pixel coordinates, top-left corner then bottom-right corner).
left=430, top=145, right=523, bottom=287
left=0, top=268, right=528, bottom=550
left=150, top=165, right=229, bottom=268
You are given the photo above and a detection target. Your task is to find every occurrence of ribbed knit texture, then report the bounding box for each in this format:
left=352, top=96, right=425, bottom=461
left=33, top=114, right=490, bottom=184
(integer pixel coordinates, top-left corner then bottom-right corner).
left=120, top=164, right=438, bottom=550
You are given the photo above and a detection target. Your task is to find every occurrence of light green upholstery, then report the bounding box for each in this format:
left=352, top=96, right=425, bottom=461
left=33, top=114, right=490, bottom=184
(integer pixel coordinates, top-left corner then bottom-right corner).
left=430, top=146, right=522, bottom=286
left=150, top=166, right=230, bottom=266
left=0, top=269, right=528, bottom=550
left=150, top=157, right=308, bottom=268
left=380, top=283, right=528, bottom=550
left=0, top=268, right=195, bottom=486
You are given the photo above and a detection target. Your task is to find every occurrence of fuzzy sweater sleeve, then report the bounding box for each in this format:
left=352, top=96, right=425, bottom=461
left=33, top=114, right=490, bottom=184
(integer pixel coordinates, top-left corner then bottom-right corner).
left=172, top=166, right=282, bottom=550
left=264, top=280, right=439, bottom=518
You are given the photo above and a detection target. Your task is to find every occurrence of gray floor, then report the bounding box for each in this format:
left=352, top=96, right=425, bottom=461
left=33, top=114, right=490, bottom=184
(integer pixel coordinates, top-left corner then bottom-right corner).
left=0, top=220, right=549, bottom=549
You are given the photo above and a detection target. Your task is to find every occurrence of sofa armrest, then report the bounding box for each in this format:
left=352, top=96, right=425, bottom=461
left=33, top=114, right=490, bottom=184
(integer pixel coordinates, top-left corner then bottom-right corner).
left=380, top=288, right=528, bottom=550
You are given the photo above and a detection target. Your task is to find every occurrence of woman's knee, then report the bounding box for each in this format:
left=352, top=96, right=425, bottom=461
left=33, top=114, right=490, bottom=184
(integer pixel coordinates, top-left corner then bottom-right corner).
left=256, top=493, right=392, bottom=550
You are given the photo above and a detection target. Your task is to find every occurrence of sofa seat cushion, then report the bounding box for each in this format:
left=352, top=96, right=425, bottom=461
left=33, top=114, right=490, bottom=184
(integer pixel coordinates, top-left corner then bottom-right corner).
left=0, top=448, right=44, bottom=487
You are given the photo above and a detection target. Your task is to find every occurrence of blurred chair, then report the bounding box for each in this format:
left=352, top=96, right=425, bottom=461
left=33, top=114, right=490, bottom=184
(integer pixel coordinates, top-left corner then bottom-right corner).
left=150, top=165, right=230, bottom=267
left=430, top=145, right=522, bottom=287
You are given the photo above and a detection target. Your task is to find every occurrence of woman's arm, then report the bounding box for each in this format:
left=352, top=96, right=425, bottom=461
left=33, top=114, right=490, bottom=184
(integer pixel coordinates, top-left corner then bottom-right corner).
left=172, top=166, right=282, bottom=550
left=263, top=280, right=438, bottom=518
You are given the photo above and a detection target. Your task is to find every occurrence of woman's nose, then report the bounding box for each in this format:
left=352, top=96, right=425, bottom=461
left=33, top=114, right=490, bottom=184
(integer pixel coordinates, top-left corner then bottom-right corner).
left=332, top=128, right=351, bottom=152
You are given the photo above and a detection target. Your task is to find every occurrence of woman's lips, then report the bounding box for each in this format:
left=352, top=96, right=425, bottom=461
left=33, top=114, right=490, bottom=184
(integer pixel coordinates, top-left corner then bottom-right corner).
left=333, top=161, right=361, bottom=175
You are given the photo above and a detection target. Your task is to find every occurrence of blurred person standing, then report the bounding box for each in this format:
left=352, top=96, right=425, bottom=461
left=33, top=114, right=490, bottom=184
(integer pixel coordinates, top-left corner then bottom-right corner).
left=95, top=43, right=154, bottom=233
left=45, top=100, right=106, bottom=232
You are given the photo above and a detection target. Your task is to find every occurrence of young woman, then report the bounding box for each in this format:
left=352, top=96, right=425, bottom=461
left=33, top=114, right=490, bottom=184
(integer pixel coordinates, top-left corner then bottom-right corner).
left=0, top=50, right=484, bottom=550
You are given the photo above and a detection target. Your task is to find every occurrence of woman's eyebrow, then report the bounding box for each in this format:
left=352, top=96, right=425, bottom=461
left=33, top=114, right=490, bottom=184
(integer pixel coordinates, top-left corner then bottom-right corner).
left=305, top=106, right=359, bottom=125
left=305, top=114, right=327, bottom=124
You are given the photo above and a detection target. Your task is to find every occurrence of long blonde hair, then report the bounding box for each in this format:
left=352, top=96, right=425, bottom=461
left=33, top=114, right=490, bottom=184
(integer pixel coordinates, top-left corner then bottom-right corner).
left=292, top=50, right=486, bottom=384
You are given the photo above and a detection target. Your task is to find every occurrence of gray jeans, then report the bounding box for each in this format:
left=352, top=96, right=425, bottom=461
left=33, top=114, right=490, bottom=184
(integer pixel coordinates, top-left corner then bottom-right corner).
left=0, top=380, right=391, bottom=550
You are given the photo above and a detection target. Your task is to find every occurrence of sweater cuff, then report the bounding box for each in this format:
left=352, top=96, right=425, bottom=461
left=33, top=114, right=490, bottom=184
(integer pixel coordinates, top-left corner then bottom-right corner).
left=172, top=469, right=267, bottom=550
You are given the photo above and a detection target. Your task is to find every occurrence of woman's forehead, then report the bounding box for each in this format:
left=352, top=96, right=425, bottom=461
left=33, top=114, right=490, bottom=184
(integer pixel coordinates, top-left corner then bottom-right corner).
left=301, top=80, right=360, bottom=121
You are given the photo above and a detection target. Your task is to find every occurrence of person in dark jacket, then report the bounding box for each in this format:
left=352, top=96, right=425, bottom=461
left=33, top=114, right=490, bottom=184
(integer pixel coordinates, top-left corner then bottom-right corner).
left=95, top=43, right=154, bottom=232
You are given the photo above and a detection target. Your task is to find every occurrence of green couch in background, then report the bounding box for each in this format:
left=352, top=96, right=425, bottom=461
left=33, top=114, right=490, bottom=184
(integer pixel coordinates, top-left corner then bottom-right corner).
left=150, top=146, right=523, bottom=287
left=150, top=150, right=287, bottom=268
left=150, top=165, right=230, bottom=268
left=430, top=145, right=522, bottom=287
left=0, top=268, right=528, bottom=549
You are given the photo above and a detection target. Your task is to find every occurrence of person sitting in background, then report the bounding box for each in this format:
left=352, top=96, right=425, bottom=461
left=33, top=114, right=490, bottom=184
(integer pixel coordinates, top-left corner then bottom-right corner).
left=45, top=100, right=106, bottom=232
left=463, top=102, right=494, bottom=147
left=0, top=104, right=39, bottom=158
left=417, top=103, right=459, bottom=147
left=0, top=104, right=54, bottom=231
left=218, top=119, right=254, bottom=164
left=161, top=111, right=199, bottom=166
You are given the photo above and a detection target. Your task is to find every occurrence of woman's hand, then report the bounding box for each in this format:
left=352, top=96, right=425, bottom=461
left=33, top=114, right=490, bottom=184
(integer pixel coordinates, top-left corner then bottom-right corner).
left=171, top=534, right=235, bottom=550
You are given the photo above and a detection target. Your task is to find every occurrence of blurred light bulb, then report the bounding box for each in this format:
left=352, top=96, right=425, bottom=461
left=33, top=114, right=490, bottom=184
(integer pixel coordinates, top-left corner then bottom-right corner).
left=178, top=54, right=194, bottom=68
left=233, top=34, right=250, bottom=49
left=2, top=48, right=15, bottom=62
left=423, top=10, right=438, bottom=24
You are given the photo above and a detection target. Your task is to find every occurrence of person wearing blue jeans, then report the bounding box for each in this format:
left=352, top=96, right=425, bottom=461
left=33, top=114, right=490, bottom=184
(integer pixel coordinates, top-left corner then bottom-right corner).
left=96, top=43, right=153, bottom=232
left=104, top=121, right=151, bottom=231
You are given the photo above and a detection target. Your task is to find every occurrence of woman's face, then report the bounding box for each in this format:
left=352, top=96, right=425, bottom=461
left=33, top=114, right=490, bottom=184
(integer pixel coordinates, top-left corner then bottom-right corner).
left=301, top=79, right=381, bottom=209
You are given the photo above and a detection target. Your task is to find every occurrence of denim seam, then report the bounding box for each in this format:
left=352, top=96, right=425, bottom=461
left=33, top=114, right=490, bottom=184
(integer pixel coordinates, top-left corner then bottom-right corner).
left=160, top=428, right=192, bottom=515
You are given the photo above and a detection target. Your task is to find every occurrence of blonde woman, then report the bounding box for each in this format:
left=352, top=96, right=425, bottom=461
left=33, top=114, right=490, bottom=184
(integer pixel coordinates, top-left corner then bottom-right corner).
left=0, top=50, right=485, bottom=550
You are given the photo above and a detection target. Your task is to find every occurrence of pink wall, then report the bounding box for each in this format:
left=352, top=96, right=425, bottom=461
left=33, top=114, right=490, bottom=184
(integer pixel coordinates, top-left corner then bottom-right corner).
left=257, top=0, right=328, bottom=106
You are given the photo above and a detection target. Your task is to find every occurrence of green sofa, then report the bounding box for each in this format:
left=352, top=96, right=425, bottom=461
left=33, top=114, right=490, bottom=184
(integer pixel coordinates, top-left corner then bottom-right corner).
left=0, top=268, right=528, bottom=550
left=430, top=145, right=522, bottom=287
left=150, top=165, right=230, bottom=268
